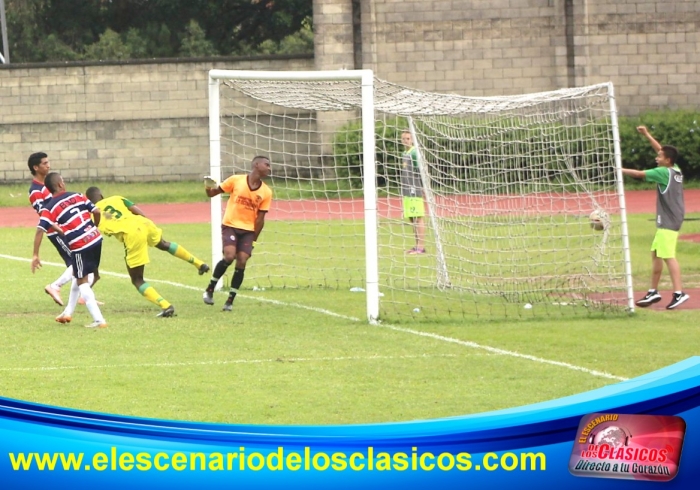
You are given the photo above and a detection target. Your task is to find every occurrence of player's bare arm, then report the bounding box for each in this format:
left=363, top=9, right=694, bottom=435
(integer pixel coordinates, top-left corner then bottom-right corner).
left=92, top=207, right=102, bottom=227
left=205, top=186, right=224, bottom=198
left=637, top=126, right=662, bottom=152
left=622, top=168, right=646, bottom=180
left=31, top=228, right=44, bottom=273
left=128, top=204, right=146, bottom=217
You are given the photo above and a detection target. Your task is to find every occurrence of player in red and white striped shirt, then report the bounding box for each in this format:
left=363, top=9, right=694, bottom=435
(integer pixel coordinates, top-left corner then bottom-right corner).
left=27, top=152, right=74, bottom=306
left=31, top=173, right=108, bottom=329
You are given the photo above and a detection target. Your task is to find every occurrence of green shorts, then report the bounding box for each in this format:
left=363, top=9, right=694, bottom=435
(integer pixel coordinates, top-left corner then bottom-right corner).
left=651, top=229, right=679, bottom=259
left=403, top=197, right=425, bottom=219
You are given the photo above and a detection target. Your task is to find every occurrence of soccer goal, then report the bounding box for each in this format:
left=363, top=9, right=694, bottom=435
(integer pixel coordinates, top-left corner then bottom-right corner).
left=208, top=69, right=634, bottom=322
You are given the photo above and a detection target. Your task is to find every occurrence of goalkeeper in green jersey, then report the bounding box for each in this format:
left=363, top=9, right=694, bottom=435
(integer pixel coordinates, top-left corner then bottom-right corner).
left=400, top=130, right=426, bottom=254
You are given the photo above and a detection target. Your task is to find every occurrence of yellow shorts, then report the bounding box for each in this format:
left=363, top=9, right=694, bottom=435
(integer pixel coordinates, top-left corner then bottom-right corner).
left=651, top=228, right=679, bottom=259
left=403, top=196, right=425, bottom=219
left=122, top=218, right=163, bottom=268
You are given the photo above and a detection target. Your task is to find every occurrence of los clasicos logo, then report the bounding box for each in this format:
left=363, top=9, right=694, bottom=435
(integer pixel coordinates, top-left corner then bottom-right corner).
left=568, top=413, right=685, bottom=482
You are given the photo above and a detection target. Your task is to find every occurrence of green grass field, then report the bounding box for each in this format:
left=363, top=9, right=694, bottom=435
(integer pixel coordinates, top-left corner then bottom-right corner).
left=1, top=185, right=699, bottom=426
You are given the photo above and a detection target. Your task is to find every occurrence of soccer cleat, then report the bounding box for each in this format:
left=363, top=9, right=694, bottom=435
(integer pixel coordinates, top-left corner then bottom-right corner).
left=666, top=292, right=690, bottom=310
left=635, top=290, right=662, bottom=307
left=45, top=285, right=64, bottom=306
left=222, top=302, right=233, bottom=312
left=407, top=247, right=426, bottom=255
left=55, top=314, right=72, bottom=324
left=85, top=321, right=108, bottom=329
left=203, top=289, right=215, bottom=305
left=198, top=263, right=210, bottom=276
left=78, top=297, right=105, bottom=306
left=157, top=305, right=176, bottom=318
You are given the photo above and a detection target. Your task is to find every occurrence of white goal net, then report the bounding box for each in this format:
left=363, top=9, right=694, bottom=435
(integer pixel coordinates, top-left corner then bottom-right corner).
left=208, top=69, right=634, bottom=322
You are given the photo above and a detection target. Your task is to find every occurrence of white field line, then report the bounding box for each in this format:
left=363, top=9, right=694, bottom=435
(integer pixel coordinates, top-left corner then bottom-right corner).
left=0, top=354, right=459, bottom=373
left=1, top=254, right=627, bottom=381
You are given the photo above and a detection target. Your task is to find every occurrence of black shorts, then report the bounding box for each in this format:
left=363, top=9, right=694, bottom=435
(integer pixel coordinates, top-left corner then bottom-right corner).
left=221, top=225, right=255, bottom=256
left=48, top=233, right=72, bottom=267
left=71, top=241, right=102, bottom=279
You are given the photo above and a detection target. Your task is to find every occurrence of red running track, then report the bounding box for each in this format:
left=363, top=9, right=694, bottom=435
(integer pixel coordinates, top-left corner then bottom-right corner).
left=2, top=189, right=699, bottom=228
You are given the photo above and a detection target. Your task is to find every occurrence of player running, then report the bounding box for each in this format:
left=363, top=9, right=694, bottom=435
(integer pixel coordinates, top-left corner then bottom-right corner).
left=202, top=156, right=272, bottom=311
left=31, top=173, right=107, bottom=328
left=85, top=187, right=210, bottom=317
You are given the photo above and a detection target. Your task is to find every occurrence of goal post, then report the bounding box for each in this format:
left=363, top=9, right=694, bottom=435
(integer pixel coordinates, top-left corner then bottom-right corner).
left=207, top=69, right=634, bottom=322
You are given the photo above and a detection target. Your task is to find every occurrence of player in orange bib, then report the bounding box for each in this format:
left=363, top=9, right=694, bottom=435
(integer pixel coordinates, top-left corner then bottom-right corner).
left=203, top=156, right=273, bottom=311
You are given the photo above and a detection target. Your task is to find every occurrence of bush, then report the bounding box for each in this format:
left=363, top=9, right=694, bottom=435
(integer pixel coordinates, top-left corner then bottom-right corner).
left=618, top=111, right=700, bottom=179
left=332, top=118, right=407, bottom=189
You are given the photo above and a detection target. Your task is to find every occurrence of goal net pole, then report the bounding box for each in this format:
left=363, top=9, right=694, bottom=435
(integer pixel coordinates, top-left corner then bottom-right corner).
left=360, top=70, right=380, bottom=322
left=607, top=82, right=635, bottom=313
left=407, top=117, right=451, bottom=290
left=208, top=75, right=223, bottom=278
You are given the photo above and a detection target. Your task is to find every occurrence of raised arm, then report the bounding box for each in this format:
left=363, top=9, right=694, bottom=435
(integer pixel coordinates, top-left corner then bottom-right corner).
left=637, top=126, right=662, bottom=152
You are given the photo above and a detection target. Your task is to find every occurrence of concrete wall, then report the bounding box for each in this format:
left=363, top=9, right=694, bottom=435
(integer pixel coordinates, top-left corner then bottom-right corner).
left=2, top=0, right=699, bottom=183
left=348, top=0, right=699, bottom=109
left=0, top=57, right=313, bottom=183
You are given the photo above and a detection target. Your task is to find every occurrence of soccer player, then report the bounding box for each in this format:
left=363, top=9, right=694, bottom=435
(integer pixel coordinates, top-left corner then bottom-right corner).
left=400, top=130, right=426, bottom=254
left=31, top=173, right=108, bottom=328
left=622, top=126, right=689, bottom=310
left=27, top=152, right=76, bottom=306
left=202, top=156, right=272, bottom=311
left=85, top=187, right=210, bottom=317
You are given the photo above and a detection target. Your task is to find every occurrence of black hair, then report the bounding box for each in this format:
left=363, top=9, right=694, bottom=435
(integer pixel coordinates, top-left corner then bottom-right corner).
left=86, top=186, right=102, bottom=203
left=45, top=172, right=62, bottom=194
left=661, top=145, right=679, bottom=165
left=27, top=152, right=48, bottom=176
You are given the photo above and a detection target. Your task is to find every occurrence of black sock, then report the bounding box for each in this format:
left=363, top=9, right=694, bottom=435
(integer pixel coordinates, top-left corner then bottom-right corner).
left=208, top=260, right=231, bottom=291
left=227, top=268, right=245, bottom=303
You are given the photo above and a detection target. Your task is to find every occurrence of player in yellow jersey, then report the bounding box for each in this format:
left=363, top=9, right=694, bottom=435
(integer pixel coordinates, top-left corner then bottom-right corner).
left=86, top=187, right=210, bottom=317
left=202, top=156, right=272, bottom=311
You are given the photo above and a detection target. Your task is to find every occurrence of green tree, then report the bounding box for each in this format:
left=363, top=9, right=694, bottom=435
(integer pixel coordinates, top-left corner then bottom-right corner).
left=257, top=16, right=313, bottom=55
left=179, top=19, right=217, bottom=57
left=4, top=0, right=313, bottom=62
left=83, top=29, right=131, bottom=61
left=124, top=28, right=149, bottom=59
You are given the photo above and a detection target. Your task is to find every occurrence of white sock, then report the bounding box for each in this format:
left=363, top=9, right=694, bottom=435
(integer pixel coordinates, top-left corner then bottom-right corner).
left=79, top=283, right=105, bottom=323
left=88, top=273, right=95, bottom=286
left=62, top=279, right=81, bottom=317
left=52, top=266, right=74, bottom=290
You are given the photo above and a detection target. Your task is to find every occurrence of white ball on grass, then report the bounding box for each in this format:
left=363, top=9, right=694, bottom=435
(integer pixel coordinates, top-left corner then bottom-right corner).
left=523, top=303, right=533, bottom=310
